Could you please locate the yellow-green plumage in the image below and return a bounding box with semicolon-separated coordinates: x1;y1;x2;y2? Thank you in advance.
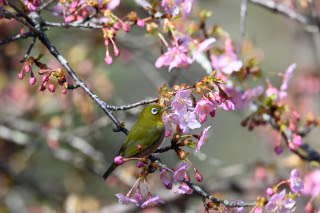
103;105;165;180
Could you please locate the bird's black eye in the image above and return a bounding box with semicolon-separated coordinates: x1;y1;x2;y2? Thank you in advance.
151;108;158;115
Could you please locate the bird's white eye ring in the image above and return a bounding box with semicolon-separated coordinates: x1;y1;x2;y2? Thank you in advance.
151;108;158;115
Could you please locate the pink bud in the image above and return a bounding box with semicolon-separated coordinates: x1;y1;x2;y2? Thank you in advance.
136;161;144;168
48;82;55;93
114;156;124;165
33;0;41;7
18;71;25;80
105;48;113;65
65;15;76;23
25;63;31;73
29;76;36;85
105;56;113;65
137;145;142;150
38;83;46;91
122;23;130;32
104;38;109;47
113;45;120;56
42;73;51;83
274;145;283;154
135;187;143;200
38;69;49;75
113;22;121;31
137;19;145;28
62;87;67;94
266;187;274;196
195;169;203;182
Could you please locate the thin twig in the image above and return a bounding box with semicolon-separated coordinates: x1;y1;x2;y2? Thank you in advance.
43;20;103;29
0;31;35;45
36;0;56;12
106;98;159;111
238;0;248;57
20;36;37;63
249;0;318;31
156;160;256;208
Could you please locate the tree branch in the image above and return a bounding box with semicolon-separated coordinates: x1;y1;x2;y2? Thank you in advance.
249;0;319;32
0;31;35;45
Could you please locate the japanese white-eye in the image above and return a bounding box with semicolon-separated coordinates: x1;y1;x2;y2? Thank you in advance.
103;104;166;180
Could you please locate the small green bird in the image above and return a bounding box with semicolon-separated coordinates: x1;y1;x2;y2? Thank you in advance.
103;104;166;180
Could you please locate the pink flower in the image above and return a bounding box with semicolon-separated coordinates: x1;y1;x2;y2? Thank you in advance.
225;200;245;213
161;0;183;16
290;169;304;193
292;134;303;147
221;99;236;111
160;169;172;189
192;38;216;60
303;170;320;197
195;100;215;123
65;15;76;23
135;187;143;201
173;162;188;184
265;189;295;213
116;194;139;206
211;52;242;74
175;182;193;194
171;90;192;112
169;110;201;133
25;0;41;11
155;46;193;71
280;63;296;91
141;196;165;208
0;0;8;6
182;0;195;18
195;100;215;116
162;113;172;137
136;19;145;28
238;86;264;109
266;86;287;103
254;206;263;213
107;0;120;10
196;126;210;151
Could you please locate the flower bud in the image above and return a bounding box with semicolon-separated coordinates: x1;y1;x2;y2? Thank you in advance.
48;82;55;93
113;22;121;31
137;19;145;28
274;145;283;155
62;87;67;94
38;83;46;91
171;133;181;144
25;63;31;73
114;156;124;165
136;161;143;168
241;117;250;127
194;169;203;182
176;149;189;160
42;73;51;83
122;23;130;32
266;187;274;196
18;71;25;80
29;76;36;85
135;187;143;201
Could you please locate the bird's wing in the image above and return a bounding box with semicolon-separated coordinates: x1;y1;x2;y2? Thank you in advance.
121;122;164;158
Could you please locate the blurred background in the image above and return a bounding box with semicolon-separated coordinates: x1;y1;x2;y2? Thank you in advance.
1;0;320;212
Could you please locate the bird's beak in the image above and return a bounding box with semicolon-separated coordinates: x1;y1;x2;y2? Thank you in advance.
161;106;171;112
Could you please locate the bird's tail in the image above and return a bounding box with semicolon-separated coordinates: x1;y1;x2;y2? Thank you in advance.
103;162;118;180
